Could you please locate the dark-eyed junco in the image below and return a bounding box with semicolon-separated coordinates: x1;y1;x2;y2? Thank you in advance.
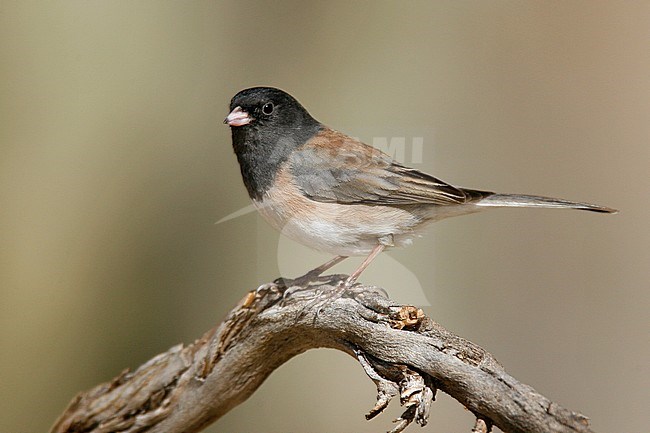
224;87;616;286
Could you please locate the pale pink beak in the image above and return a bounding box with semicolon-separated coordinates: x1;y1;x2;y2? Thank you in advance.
224;106;251;127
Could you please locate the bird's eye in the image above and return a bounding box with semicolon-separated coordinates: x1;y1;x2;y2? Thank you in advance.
261;102;274;115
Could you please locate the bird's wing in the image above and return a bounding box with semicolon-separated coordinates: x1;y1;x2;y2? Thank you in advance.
289;128;486;206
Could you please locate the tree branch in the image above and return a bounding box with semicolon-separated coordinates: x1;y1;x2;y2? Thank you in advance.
51;275;595;433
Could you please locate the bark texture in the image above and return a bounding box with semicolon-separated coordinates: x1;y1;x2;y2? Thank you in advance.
51;276;595;433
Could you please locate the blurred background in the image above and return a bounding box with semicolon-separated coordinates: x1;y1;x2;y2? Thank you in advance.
1;2;648;432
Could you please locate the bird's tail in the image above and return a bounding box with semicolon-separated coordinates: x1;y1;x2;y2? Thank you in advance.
474;192;617;214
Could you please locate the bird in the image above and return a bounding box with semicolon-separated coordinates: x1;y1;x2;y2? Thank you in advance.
224;86;616;288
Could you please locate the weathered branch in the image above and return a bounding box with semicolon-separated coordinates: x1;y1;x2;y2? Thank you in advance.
51;275;595;433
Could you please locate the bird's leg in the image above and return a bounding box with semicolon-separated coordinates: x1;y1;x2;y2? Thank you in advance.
344;243;385;286
293;243;388;318
303;255;349;281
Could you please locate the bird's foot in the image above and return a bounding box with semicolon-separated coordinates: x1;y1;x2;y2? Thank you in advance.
276;273;347;303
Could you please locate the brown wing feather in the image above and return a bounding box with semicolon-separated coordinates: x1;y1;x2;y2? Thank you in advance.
289;127;490;206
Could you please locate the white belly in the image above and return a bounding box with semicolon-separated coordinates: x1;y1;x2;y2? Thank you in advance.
255;196;430;255
255;198;428;256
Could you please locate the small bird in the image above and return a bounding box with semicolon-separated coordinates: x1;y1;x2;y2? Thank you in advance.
224;87;616;287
